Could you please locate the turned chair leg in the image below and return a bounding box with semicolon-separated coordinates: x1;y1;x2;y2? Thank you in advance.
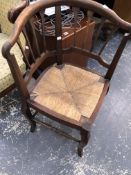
78;129;90;157
22;103;36;132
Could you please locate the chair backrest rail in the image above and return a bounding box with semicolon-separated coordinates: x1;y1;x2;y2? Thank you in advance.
3;0;131;49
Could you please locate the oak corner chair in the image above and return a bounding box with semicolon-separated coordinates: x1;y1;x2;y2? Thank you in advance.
0;0;28;98
2;0;131;156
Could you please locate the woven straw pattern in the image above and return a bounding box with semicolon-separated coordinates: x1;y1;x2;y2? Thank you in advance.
31;64;105;122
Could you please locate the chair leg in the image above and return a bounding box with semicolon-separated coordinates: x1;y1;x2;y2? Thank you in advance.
106;85;110;95
26;108;36;133
77;129;90;157
22;103;36;132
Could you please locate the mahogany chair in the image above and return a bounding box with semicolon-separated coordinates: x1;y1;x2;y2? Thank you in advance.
2;0;131;156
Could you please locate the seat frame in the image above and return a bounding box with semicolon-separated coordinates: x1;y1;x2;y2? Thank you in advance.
2;0;131;156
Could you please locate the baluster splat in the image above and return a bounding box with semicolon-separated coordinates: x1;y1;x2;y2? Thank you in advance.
39;10;47;52
55;6;63;65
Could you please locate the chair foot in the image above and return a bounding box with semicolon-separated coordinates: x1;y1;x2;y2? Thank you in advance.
106;85;110;95
77;129;90;157
78;143;84;157
30;121;36;132
22;103;36;133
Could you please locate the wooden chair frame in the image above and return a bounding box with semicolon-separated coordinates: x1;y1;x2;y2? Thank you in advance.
2;0;131;156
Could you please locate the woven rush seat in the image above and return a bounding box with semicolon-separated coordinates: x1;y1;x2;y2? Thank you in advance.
30;64;105;124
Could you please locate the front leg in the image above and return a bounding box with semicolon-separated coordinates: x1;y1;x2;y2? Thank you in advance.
78;129;90;157
22;103;36;132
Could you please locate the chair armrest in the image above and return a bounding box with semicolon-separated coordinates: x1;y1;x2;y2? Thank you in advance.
8;0;29;24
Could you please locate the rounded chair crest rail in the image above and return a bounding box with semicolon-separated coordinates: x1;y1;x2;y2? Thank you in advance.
2;0;131;58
